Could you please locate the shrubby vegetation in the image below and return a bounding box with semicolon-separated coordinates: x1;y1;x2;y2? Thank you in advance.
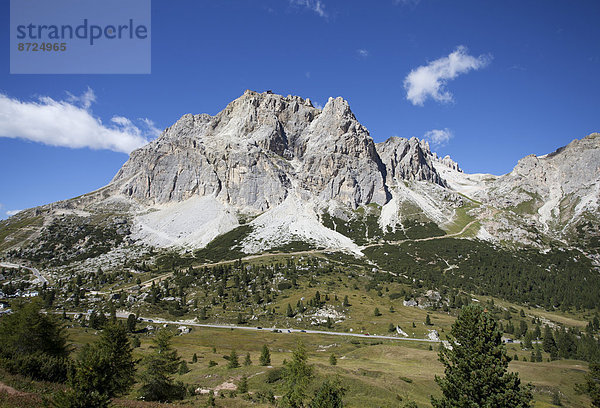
0;300;70;382
53;322;136;408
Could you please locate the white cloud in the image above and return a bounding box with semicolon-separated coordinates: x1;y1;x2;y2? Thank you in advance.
357;49;369;58
0;90;158;154
141;118;162;138
6;209;22;216
404;46;491;106
66;87;96;110
424;128;453;147
290;0;328;19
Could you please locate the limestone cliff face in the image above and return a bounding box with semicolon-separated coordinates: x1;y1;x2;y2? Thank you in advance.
294;97;390;208
110;91;396;212
111;91;317;212
376;137;447;187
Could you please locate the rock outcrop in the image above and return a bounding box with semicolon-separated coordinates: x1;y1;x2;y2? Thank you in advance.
376;137;447;187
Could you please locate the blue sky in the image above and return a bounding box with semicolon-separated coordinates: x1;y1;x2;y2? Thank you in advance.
1;0;599;217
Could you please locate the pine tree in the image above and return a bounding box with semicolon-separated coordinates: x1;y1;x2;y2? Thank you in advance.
576;361;600;407
535;347;543;363
426;314;432;326
95;322;136;396
281;342;313;408
238;376;248;394
54;322;136;407
228;350;239;368
96;311;107;329
138;329;186;401
342;295;350;307
542;325;558;359
329;353;337;366
126;314;137;333
0;299;70;382
260;344;271;366
244;352;252;366
178;360;188;375
199;307;207;321
287;303;295;317
523;332;533;349
192;353;198;363
374;307;381;316
431;305;532;408
533;325;542;340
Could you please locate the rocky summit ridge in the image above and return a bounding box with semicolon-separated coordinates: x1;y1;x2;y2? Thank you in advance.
1;91;599;263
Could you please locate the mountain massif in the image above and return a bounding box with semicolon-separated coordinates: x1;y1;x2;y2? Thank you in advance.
1;90;599;267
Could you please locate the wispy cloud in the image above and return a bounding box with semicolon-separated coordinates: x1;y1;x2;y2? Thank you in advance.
0;89;159;154
6;209;22;217
508;64;526;71
290;0;328;19
357;49;369;58
404;46;491;106
424;128;453;147
66;87;96;109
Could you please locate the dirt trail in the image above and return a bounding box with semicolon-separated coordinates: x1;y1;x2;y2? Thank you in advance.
362;219;479;249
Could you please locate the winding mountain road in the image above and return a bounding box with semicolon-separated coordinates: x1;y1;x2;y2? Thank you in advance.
0;262;49;285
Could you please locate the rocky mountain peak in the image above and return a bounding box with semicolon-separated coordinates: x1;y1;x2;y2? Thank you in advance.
108;90;473;212
431;152;462;172
376;136;447;187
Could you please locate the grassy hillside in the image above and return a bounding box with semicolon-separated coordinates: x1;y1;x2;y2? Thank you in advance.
0;323;592;407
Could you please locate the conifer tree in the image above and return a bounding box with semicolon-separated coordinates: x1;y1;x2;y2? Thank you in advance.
576;361;600;407
281;342;313;408
138;329;185;401
431;305;532;408
228;350;240;368
260;344;271;366
238;376;248;394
